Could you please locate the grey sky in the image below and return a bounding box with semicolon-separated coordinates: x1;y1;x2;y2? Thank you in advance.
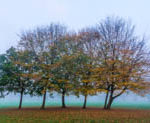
1;0;150;53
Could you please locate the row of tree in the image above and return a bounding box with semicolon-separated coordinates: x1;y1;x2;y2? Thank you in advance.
0;17;150;110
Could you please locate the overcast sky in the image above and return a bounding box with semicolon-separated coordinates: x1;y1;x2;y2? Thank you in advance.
1;0;150;53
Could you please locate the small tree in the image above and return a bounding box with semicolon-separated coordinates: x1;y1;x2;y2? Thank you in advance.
0;54;12;98
52;55;76;108
72;53;97;109
29;51;57;109
1;47;33;109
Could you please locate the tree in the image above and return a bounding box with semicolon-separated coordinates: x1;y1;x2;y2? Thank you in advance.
0;47;33;109
18;23;67;109
51;34;78;108
75;28;102;109
92;17;150;109
0;54;11;98
52;55;76;108
28;50;58;109
73;53;97;109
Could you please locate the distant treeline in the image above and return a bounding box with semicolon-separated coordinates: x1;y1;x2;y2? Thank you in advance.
0;16;150;110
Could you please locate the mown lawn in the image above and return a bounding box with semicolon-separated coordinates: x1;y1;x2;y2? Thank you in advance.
0;107;150;123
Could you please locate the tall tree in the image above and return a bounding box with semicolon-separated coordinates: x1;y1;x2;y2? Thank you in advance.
75;28;102;109
93;17;150;109
18;23;67;109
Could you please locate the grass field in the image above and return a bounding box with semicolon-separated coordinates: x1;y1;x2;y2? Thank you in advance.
0;107;150;123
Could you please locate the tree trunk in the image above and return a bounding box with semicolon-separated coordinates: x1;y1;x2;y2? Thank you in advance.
106;97;113;110
62;91;66;108
83;95;87;109
104;89;109;109
19;89;24;109
41;91;47;109
106;87;114;110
